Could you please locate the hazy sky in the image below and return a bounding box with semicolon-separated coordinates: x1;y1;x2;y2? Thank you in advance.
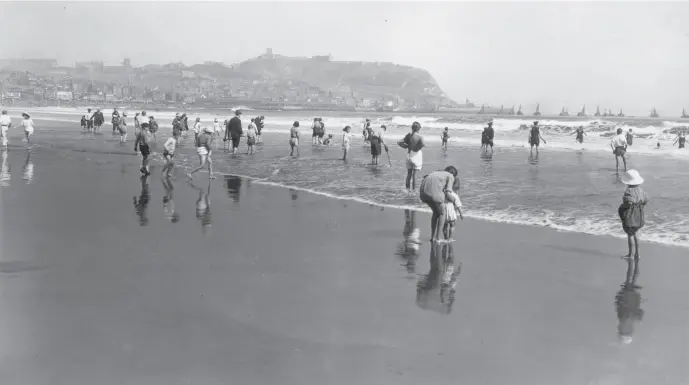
2;1;688;115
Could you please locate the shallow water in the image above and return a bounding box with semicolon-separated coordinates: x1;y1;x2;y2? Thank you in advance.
2;108;688;248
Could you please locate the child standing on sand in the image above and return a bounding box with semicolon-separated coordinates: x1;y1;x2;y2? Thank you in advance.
246;119;257;155
442;177;464;242
618;170;649;260
342;126;352;162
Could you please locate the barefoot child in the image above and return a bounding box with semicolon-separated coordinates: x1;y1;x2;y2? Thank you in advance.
618;170;649;260
187;127;215;180
441;127;450;149
162;135;178;176
246;118;257;154
442;177;464;242
20;113;35;148
342;126;352;162
134;122;152;175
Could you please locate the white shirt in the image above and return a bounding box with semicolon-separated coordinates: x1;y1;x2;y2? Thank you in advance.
164;137;177;153
21;118;34;130
610;134;627;148
212;122;221;133
194;122;202;134
342;132;352;147
0;115;11;126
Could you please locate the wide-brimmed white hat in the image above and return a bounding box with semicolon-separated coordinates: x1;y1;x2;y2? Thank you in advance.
621;169;644;185
203;126;214;134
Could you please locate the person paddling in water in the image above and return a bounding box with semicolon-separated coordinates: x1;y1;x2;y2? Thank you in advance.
610;128;628;172
370;125;387;166
674;131;686;149
134;120;152;175
481;120;495;154
398;121;425;192
289;121;300;157
570;126;587;144
441;127;450;149
529;121;546;155
626;129;634;147
187;126;216;180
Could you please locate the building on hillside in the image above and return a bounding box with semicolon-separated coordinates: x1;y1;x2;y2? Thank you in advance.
181;70;195;78
312;54;332;62
56;91;73;101
76;61;104;72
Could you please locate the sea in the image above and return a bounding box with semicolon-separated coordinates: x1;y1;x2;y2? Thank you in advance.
4;106;689;249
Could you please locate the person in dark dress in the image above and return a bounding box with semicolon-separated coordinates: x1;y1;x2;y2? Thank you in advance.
529;121;546;155
570;126;586;144
481;120;495;154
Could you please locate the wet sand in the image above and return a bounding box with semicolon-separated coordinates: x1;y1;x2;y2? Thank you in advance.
0;146;688;385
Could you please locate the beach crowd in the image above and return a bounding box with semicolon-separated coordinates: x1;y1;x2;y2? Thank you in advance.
0;107;664;259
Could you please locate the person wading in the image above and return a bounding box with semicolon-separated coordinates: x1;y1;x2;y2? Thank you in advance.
370;125;388;165
610;128;628;172
225;110;243;154
529;121;546;155
289;121;300;157
419;166;459;243
398;121;425;192
570;126;587;144
188;126;216;180
481;120;495;154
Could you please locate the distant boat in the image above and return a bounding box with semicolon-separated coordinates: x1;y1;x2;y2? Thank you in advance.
650;108;659;118
603;108;614;117
497;104;504;115
577;105;587;117
478;104;485;114
558;106;569;117
508;105;516;116
533;104;541;117
594;106;601;117
516;104;524;116
682;108;689;119
617;109;625;117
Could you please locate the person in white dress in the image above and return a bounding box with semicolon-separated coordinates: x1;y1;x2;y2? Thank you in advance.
20;113;35;147
0;110;11;147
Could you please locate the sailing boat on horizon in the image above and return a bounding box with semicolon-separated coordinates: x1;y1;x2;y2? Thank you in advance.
558;106;569;117
516;104;524;116
682;108;689;119
594;106;601;117
508;105;516;116
617;109;625;117
650;108;659;118
577;105;587;117
533;104;541;117
478;104;485;114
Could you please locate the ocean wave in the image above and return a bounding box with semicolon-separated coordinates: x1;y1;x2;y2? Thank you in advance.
234;175;689;249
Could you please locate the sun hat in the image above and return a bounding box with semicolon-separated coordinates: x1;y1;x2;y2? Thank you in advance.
235;110;242;115
214;118;218;122
175;112;181;117
621;169;644;185
533;121;539;125
196;117;201;121
22;112;30;119
203;126;214;134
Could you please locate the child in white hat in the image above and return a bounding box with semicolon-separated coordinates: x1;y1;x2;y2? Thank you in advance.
617;169;649;259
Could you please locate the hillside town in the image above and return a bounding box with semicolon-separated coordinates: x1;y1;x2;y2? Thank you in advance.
0;51;456;112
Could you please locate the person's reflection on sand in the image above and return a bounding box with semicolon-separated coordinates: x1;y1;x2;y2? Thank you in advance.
224;175;241;203
396;210;421;276
615;257;644;345
162;176;180;223
528;152;539;165
192;179;213;235
0;150;10;187
22;151;34;184
480;153;493;177
133;175;150;226
416;243;461;315
290;188;298;206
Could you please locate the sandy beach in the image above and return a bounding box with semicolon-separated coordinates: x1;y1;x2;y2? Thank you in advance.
1;145;688;385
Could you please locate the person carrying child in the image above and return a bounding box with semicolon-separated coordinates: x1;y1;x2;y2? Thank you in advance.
617;169;649;260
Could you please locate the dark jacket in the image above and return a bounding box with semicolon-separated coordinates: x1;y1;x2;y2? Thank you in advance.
227;116;243;138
